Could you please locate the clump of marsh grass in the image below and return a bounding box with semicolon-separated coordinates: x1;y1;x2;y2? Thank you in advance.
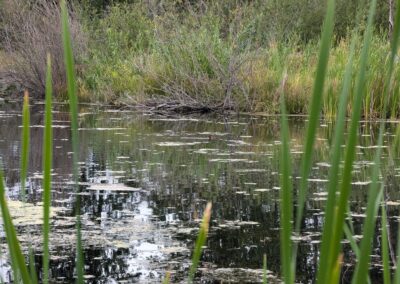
278;0;400;284
0;0;86;97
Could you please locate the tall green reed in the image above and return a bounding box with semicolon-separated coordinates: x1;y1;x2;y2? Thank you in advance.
42;54;53;284
20;91;29;202
279;92;294;283
294;0;335;248
381;202;391;284
61;1;84;282
279;0;400;283
278;0;335;281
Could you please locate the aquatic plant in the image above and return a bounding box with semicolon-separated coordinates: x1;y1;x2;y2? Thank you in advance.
278;0;400;283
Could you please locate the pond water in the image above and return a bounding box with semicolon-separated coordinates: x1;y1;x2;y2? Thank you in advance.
0;102;399;283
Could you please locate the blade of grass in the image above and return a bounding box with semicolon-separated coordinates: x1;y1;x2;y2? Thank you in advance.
293;0;336;278
279;93;294;284
163;271;171;284
331;254;343;284
353;0;400;281
351;182;383;284
0;169;31;283
263;253;268;284
381;202;391;284
394;223;400;283
61;1;83;282
317;29;359;284
20;91;30;202
319;0;378;281
188;202;212;283
28;245;38;284
294;0;335;235
343;223;372;284
42;54;53;284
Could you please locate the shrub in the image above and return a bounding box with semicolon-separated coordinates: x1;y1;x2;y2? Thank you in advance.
1;0;86;97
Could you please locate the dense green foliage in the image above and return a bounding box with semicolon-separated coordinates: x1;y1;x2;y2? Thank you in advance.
1;0;399;117
77;0;399;116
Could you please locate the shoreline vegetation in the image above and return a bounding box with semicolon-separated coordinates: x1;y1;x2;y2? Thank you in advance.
0;0;398;118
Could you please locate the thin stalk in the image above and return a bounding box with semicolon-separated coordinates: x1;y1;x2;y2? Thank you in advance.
61;1;83;282
394;221;400;283
20;91;30;201
163;272;171;284
279;93;294;284
42;54;53;284
381;202;391;284
351;181;383;284
263;254;268;284
28;246;38;284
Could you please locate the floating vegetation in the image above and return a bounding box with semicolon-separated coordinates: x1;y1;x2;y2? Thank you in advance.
87;183;142;192
155;142;204;147
0;200;63;227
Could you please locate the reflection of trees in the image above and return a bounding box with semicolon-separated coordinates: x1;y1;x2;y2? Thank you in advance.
0;105;74;196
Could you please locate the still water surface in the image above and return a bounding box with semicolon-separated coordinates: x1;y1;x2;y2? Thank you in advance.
0;102;399;283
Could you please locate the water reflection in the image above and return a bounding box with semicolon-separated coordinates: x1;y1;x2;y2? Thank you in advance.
0;102;399;283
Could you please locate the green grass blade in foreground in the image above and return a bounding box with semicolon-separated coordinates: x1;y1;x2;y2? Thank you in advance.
20;91;30;202
321;0;378;281
61;1;83;282
381;203;391;284
0;169;31;283
43;54;53;284
188;202;212;283
343;219;372;284
394;223;400;283
279;95;294;284
294;0;335;236
380;0;400;116
351;180;383;283
29;245;38;284
353;0;400;281
317;31;358;284
331;254;343;284
162;272;171;284
263;254;268;284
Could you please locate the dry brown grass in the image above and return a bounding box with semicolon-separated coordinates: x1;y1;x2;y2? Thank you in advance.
1;0;86;97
